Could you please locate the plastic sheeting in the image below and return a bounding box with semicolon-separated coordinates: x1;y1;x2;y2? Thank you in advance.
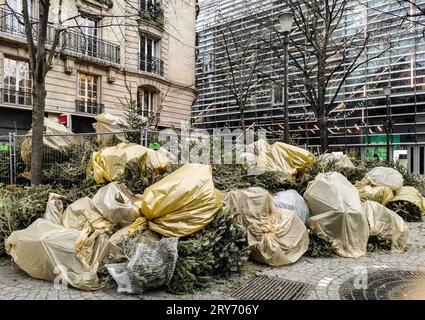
223;187;309;266
360;167;404;191
363;201;409;251
87;143;170;184
273;190;310;224
92;183;141;227
93;113;128;147
390;186;425;215
61;197;114;270
304;172;369;258
106;237;178;294
318;153;355;169
356;184;394;206
5;219;108;291
129;164;223;237
253;139;315;176
21;117;77;164
43;193;66;225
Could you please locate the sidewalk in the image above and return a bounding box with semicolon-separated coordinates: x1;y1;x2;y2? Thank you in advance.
0;222;424;300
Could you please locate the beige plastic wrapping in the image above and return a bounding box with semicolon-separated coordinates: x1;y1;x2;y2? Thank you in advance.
129;164;223;237
304;172;369;258
390;186;425;215
43;193;66;225
223;187;309;266
87;143;170;184
93;113;128;147
356;183;394;206
5;219;108;291
360;167;404;191
363;201;409;251
21;117;77;164
61;197;114;270
253;139;315;176
318;153;355;168
92;182;141;227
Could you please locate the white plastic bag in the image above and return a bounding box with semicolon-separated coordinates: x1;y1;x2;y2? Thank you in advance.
273;190;310;224
360;167;403;191
107;237;178;294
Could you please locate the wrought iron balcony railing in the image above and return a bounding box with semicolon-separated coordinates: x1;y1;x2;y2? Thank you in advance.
0;8;55;43
75;100;104;114
0;88;32;106
139;54;164;76
63;30;121;64
0;8;120;65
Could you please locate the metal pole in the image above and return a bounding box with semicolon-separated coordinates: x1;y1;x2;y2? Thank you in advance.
283;31;289;144
12;132;16;184
386;94;390;162
8;132;13;185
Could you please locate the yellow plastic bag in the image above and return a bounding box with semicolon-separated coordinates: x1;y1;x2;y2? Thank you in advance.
363;201;409;251
87;143;170;184
253;140;315;176
129;164;223;237
223;187;309;266
356;183;394;206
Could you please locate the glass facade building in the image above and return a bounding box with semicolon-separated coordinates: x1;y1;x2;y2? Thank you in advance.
193;0;425;173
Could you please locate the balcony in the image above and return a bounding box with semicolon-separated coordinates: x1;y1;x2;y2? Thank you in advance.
62;30;121;65
139;54;164;76
0;8;55;43
75;100;104;114
1;88;32;107
139;1;164;29
0;8;120;65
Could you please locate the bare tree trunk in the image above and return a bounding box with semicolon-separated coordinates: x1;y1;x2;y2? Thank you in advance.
240;108;246;142
319;118;328;154
30;80;46;185
317;54;327;154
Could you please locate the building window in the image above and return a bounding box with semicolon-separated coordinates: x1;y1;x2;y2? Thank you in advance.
77;72;102;113
3;0;34;36
2;57;32;105
140;0;157;11
138;87;156;118
7;0;33;15
139;35;163;75
272;84;283;105
78;16;99;57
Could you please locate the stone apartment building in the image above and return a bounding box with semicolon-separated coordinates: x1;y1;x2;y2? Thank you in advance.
0;0;197;134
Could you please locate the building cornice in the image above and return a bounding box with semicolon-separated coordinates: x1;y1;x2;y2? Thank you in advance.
122;67;198;95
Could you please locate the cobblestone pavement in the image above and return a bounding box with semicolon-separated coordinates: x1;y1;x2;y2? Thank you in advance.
0;222;424;300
